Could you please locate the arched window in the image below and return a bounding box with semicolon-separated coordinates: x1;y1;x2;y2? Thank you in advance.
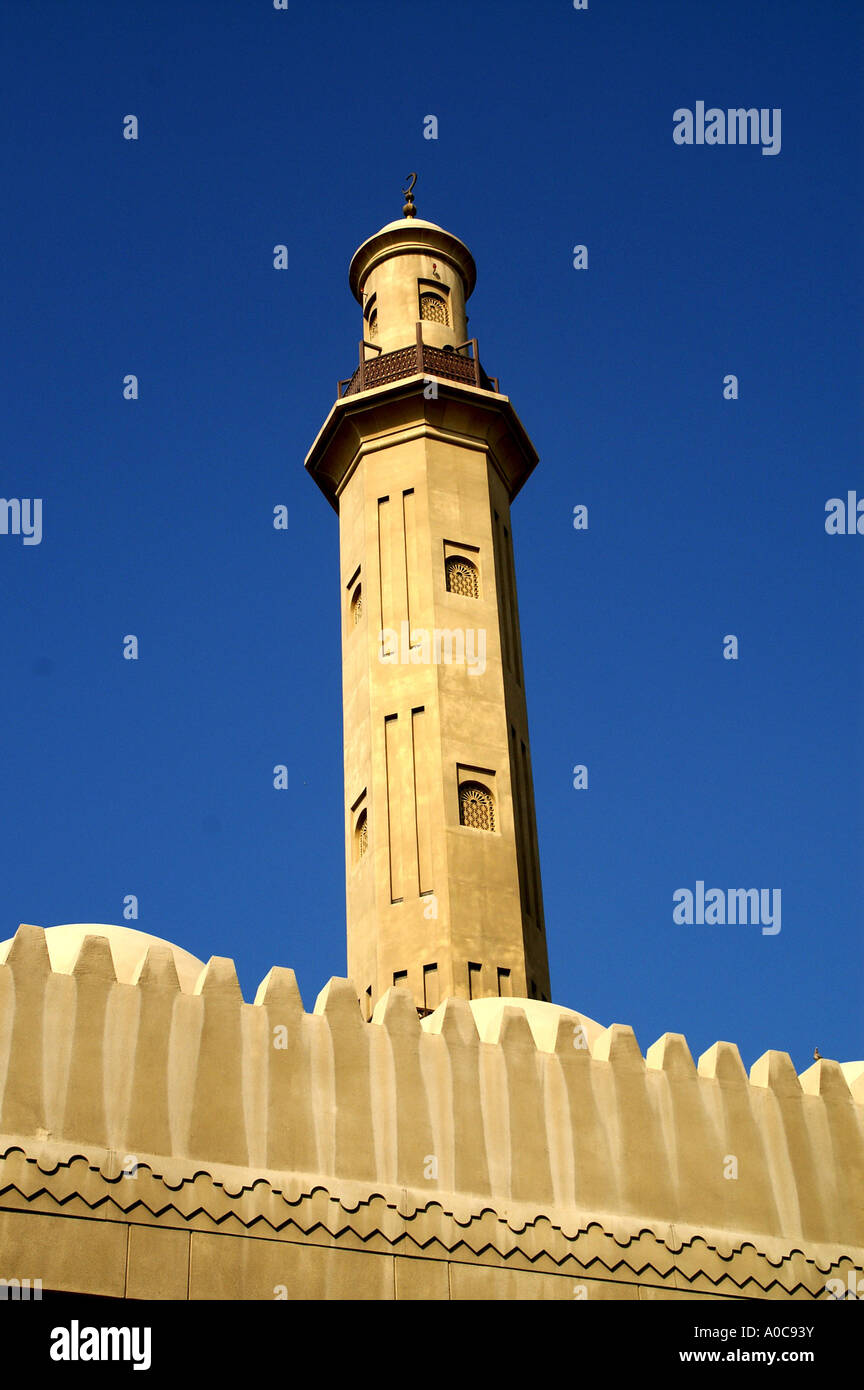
355;808;368;859
419;291;449;326
368;309;378;339
459;781;495;832
350;584;363;625
445;555;478;599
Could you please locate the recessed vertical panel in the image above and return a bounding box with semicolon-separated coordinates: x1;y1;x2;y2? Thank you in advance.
412;706;433;897
510;725;532;921
503;525;522;686
492;512;513;677
391;488;408;637
384;714;403;903
396;710;419;902
385;711;420;905
403;489;419;643
521;739;542;928
377;496;392;654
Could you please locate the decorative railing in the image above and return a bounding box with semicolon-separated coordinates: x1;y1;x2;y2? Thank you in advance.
337;325;499;398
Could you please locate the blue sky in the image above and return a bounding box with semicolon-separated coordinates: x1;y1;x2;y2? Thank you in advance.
0;0;860;1074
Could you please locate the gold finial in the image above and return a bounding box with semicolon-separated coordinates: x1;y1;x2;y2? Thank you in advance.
402;172;417;219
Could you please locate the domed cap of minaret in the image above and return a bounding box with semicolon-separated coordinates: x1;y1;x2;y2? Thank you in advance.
348;177;477;355
349;174;476;302
349;215;477;303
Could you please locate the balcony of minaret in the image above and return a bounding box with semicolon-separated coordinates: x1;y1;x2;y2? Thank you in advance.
337;325;500;398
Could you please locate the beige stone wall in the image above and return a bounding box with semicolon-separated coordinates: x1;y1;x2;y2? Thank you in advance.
0;924;860;1300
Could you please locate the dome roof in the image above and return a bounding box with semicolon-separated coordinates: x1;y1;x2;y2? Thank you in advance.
466;997;604;1052
0;923;206;992
349;214;476;303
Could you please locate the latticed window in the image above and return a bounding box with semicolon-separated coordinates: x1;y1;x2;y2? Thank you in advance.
355;809;368;858
445;555;478;598
459;781;495;832
368;310;378;339
350;584;362;625
420;292;449;326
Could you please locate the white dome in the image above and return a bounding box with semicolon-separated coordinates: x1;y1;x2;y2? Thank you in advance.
466;997;604;1052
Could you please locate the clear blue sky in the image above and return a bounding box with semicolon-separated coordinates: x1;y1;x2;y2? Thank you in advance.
0;0;860;1074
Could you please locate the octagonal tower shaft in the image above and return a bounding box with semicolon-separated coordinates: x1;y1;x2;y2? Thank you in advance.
306;208;551;1015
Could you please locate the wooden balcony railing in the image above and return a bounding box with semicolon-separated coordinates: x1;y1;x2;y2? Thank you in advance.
337;324;499;398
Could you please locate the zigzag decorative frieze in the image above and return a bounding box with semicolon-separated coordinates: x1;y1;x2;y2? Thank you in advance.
0;1145;857;1298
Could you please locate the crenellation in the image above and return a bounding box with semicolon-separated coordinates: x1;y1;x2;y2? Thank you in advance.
2;933;47;1138
427;995;491;1198
253;963;303;1010
484;1001;537;1051
596;1027;678;1221
421;993;477;1046
551;1011;593;1057
0;922;859;1296
313;975;362;1022
259;970;317;1176
749;1049;802;1095
133;942;182;992
697;1039;749;1085
564;1042;621;1216
799;1057;853;1098
6;922;50;974
186;958;246;1167
646;1031;697;1076
750;1061;828;1245
370;987;433;1189
124;957;175;1159
71;933;116;981
371;983;420;1034
593;1022;644;1067
63;937;118;1149
313;978;377;1183
195;954;243;1000
495;1008;553;1206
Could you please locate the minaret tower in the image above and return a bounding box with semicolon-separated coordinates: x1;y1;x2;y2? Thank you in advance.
306;179;551;1016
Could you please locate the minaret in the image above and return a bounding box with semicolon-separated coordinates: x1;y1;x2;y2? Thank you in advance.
306;179;551;1016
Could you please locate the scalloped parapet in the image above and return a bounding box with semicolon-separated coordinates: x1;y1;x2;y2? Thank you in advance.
0;923;860;1301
